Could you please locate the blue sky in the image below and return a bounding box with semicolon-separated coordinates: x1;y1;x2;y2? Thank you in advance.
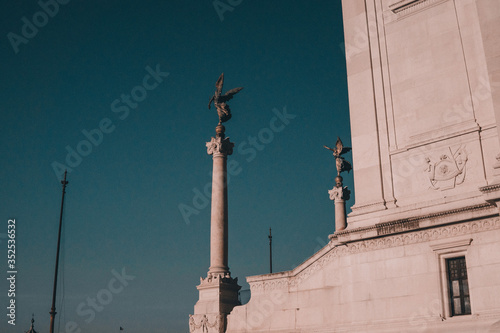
1;1;351;332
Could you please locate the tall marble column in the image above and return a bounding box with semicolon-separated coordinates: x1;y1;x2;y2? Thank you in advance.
207;125;232;276
191;124;240;333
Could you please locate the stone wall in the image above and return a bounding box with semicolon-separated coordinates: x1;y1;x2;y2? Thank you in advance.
343;0;500;226
226;213;500;332
222;1;500;331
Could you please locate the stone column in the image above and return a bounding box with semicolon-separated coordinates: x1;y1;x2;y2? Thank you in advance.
191;124;240;333
328;176;350;232
206;125;232;276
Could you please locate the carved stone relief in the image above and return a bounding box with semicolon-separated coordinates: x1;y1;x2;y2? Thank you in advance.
189;314;225;333
424;145;468;190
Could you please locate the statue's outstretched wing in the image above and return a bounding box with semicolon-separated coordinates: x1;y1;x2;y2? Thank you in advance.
209;73;225;109
208;95;214;109
220;87;243;102
215;73;224;94
335;137;344;153
336;137;351;155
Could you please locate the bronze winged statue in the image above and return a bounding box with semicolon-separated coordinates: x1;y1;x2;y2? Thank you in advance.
324;137;352;177
208;73;243;125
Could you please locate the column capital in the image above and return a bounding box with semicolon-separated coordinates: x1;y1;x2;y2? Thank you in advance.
329;185;351;201
206;136;234;157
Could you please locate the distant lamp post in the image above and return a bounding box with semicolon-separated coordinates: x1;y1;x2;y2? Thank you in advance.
268;227;273;274
49;170;68;333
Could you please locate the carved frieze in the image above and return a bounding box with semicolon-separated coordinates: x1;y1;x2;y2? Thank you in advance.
376;219;419;236
189;314;225;333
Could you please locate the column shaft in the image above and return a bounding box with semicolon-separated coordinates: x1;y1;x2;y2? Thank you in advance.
209;154;229;274
335;199;347;232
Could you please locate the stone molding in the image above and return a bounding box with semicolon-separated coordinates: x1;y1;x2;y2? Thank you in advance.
388;0;448;15
406;121;479;151
247;277;289;293
385;0;449;23
198;274;239;288
340;203;492;238
479;183;500;194
206;136;234;157
349;200;387;215
479;183;500;208
249;216;500;292
429;238;473;252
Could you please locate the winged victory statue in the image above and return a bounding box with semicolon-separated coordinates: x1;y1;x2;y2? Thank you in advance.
208;73;243;125
324;137;352;177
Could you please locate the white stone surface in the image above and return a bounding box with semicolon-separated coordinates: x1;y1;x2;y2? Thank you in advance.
343;0;500;227
219;1;500;332
227;219;500;332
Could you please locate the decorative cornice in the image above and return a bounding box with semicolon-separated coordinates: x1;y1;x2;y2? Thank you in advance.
350;200;387;215
385;0;449;23
249;217;500;292
430;238;472;252
198;274;239;289
389;0;447;14
389;0;425;13
479;183;500;194
339;203;493;238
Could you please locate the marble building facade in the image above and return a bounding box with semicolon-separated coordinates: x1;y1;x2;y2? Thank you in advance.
192;0;500;332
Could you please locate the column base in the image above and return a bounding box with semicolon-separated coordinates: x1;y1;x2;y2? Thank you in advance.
190;274;241;333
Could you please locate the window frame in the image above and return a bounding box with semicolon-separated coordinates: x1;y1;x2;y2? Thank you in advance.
430;238;473;319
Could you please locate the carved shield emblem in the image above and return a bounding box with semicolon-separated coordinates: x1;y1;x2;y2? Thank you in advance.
425;146;468;190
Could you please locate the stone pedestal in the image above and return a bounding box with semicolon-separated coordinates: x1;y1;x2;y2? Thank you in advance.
191;275;240;333
190;125;240;333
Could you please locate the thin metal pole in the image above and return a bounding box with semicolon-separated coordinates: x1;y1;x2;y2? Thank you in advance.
268;227;272;274
50;170;68;333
